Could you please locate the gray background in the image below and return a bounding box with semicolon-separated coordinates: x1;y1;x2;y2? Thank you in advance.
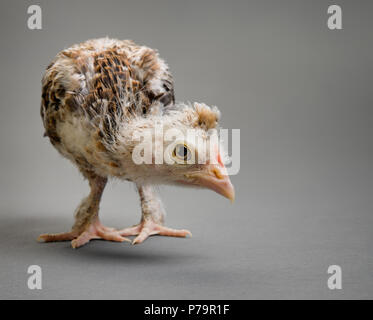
0;0;372;299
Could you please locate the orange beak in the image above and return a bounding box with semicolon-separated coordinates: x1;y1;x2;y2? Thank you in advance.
186;164;235;203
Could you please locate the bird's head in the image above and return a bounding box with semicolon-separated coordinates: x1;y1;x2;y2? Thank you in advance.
124;102;235;202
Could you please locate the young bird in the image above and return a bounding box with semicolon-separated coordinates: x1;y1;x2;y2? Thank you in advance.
38;38;234;248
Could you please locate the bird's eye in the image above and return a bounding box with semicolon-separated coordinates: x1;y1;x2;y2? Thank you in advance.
173;144;191;162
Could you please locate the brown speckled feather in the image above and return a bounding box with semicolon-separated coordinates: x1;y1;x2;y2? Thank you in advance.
41;38;174;146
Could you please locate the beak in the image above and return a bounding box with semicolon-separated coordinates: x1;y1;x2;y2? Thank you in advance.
187;164;235;203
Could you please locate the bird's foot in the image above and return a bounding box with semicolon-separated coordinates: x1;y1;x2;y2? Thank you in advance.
37;219;131;249
119;219;192;245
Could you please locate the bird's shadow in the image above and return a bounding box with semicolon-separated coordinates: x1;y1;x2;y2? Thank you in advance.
67;240;194;265
0;212;201;266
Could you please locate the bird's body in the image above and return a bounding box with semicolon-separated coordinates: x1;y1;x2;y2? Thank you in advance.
39;38;234;248
41;38;174;179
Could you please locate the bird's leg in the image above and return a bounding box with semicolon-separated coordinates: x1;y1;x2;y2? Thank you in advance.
119;184;192;244
38;171;130;248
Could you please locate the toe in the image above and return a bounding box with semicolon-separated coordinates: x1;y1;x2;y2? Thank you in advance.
71;231;96;249
98;230;131;243
132;226;156;245
119;225;142;237
157;226;192;238
37;232;76;243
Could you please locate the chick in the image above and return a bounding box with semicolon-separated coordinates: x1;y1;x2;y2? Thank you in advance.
38;38;234;248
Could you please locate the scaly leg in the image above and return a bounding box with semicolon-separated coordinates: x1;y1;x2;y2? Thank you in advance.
38;171;130;248
119;184;192;244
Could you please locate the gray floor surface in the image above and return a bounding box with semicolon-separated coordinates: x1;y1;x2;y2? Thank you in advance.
0;0;372;299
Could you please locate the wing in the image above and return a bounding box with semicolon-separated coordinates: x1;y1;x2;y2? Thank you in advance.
41;38;175;145
129;45;175;112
